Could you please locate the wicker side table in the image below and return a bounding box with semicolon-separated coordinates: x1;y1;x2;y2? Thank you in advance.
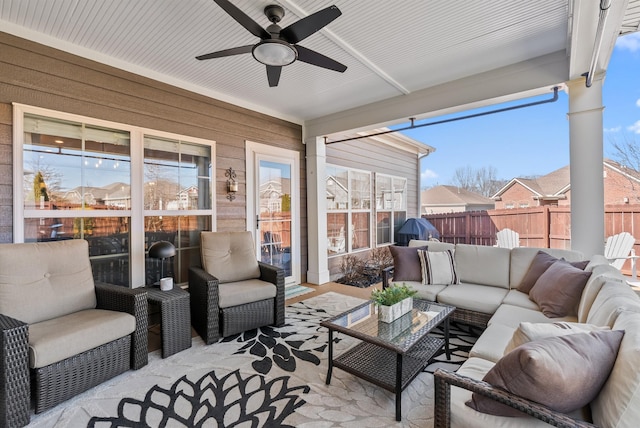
145;287;192;358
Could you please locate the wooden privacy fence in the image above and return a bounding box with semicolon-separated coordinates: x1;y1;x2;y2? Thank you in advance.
424;205;640;275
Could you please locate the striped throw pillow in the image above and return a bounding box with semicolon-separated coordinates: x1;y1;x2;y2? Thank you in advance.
418;249;459;285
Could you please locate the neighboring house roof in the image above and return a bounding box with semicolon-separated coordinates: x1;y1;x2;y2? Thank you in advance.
493;159;640;200
422;185;494;207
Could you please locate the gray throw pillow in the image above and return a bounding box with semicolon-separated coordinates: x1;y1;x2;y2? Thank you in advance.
418;249;459;285
466;329;624;417
529;261;592;317
518;251;589;294
389;245;427;282
518;251;558;293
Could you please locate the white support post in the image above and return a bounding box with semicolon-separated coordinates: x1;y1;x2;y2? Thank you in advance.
306;136;330;284
567;76;605;258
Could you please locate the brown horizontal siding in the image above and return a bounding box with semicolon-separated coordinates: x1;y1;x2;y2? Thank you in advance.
0;31;307;278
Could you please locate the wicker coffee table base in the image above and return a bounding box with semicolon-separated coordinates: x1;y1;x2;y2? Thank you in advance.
326;326;449;421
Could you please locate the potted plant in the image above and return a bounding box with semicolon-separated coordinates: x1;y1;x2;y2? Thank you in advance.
371;284;417;323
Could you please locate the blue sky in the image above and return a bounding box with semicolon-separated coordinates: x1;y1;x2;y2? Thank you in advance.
399;33;640;189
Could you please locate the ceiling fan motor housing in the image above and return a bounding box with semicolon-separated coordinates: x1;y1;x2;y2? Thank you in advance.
264;5;285;24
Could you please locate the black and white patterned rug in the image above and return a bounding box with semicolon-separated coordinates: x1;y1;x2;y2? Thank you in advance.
28;292;481;427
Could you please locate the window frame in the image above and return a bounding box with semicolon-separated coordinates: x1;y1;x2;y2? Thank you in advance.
12;103;216;287
375;173;407;247
326;164;372;256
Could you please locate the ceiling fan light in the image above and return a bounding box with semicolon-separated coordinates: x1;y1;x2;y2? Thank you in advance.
252;40;297;66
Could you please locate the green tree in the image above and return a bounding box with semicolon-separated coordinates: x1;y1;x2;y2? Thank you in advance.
33;171;49;202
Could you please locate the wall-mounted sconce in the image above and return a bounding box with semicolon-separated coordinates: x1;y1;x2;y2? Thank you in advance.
226;167;238;201
624;197;630;204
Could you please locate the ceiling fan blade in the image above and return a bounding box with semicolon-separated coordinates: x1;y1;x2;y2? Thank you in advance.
296;45;347;73
213;0;270;39
280;5;341;44
266;65;282;87
196;45;253;60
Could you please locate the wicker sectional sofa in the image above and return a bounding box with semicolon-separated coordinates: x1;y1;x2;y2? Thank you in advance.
385;240;640;427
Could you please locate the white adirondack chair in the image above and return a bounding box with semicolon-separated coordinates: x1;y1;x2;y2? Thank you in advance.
496;228;520;249
604;232;638;278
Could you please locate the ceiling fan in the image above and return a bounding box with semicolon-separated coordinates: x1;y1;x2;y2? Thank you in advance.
196;0;347;87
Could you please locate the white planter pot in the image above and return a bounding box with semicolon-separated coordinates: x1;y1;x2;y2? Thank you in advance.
378;297;413;323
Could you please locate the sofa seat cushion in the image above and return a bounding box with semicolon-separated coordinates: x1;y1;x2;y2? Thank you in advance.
586;281;640;327
436;283;508;315
390;280;445;302
502;290;539;311
488;304;577;329
591;311;640;427
29;309;135;368
454;245;511;289
469;322;516;363
218;279;277;308
450;358;553;427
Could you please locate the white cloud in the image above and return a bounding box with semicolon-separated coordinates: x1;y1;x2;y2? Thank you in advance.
604;126;622;133
636;98;640;108
421;169;438;180
628;120;640;134
616;33;640;52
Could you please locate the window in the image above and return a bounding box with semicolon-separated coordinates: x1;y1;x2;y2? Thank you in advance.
376;174;407;245
14;105;214;287
326;165;371;255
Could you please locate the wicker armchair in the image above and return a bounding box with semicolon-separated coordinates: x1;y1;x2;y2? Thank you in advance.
0;240;148;428
433;369;597;428
189;231;285;345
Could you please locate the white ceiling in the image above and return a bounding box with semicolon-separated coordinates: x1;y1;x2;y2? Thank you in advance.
1;0;639;134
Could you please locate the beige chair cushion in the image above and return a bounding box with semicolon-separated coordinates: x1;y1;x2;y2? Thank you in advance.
218;279;277;308
29;309;135;368
591;311;640;427
0;240;97;324
200;231;261;284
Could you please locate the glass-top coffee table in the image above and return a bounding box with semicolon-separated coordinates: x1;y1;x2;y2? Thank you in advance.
320;299;455;421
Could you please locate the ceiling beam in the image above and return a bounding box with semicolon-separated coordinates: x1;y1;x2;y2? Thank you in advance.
304;50;569;139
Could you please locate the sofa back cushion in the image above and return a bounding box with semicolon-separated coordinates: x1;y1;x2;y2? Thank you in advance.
454;244;511;288
201;231;261;284
586;280;640;327
509;247;584;289
577;263;626;323
591;311;640;427
0;240;97;324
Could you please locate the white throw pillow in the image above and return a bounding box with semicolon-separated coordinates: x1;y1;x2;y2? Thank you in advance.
418;249;459;285
505;321;610;354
